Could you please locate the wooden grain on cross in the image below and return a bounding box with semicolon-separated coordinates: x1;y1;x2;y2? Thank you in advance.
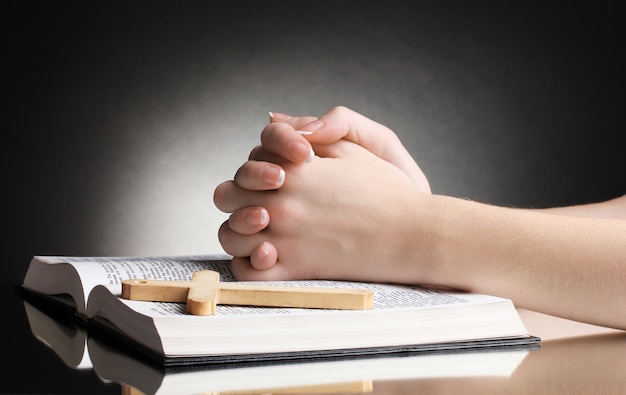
121;270;374;315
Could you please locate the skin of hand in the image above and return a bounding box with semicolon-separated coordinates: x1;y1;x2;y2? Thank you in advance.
216;137;431;283
218;106;433;272
536;198;626;218
264;106;431;192
214;107;626;329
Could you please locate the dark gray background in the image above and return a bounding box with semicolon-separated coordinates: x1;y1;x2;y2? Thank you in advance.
4;1;625;393
9;1;625;285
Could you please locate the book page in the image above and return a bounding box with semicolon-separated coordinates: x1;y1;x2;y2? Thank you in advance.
40;254;508;319
36;254;232;314
83;256;528;357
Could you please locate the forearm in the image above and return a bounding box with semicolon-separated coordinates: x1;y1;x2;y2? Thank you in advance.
536;195;626;218
425;195;626;329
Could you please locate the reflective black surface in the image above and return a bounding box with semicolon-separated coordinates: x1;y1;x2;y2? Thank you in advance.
4;283;119;394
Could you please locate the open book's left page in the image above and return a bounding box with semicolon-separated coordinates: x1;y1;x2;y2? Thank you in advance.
22;254;233;317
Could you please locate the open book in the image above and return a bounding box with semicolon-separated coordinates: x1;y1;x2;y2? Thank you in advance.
22;297;533;395
21;254;539;366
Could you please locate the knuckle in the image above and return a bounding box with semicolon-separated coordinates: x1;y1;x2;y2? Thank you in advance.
213;182;228;210
218;221;242;256
330;105;350;116
213;181;237;212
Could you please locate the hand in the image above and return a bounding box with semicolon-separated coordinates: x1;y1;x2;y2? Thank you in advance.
232;106;430;193
214;138;431;282
214;106;431;278
263;106;430;191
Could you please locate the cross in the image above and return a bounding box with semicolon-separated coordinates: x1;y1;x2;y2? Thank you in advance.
121;270;374;315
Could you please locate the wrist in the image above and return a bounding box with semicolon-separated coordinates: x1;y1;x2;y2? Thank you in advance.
419;195;501;291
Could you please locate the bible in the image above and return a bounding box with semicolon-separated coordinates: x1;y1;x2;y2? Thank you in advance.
20;254;539;366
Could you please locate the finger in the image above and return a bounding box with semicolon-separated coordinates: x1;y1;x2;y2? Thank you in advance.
231;255;292;281
247;145;262;160
260;122;315;164
288;106;431;192
271;107;402;151
218;221;267;257
248;147;304;165
234;160;285;190
249;241;278;271
227;207;269;235
213;181;237;213
269;111;318;127
213;180;269;213
248;144;298;163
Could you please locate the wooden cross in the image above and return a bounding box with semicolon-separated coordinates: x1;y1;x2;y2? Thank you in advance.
121;270;374;315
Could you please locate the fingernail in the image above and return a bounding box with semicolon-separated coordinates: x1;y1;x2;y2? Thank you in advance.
296;119;324;134
289;141;315;164
263;166;285;186
304;147;315;163
276;168;285;185
261;241;269;255
245;208;268;226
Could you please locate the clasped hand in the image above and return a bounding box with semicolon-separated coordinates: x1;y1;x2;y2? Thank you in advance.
214;106;433;283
